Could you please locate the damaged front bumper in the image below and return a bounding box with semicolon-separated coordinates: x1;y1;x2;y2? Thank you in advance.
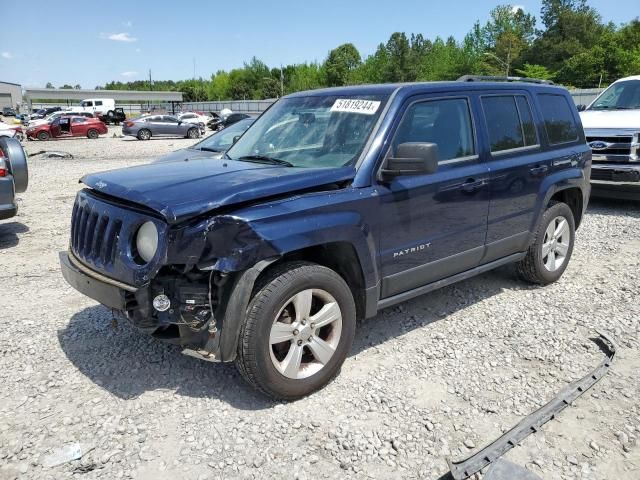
60;250;275;363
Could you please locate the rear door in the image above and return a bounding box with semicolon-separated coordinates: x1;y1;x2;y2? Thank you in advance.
145;115;163;135
71;117;88;136
376;94;491;298
478;90;550;262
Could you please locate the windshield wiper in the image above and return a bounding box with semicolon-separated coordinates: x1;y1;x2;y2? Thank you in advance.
236;155;294;167
199;147;222;152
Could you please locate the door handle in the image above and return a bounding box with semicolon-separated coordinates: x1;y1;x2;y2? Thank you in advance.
529;165;549;177
460;178;486;193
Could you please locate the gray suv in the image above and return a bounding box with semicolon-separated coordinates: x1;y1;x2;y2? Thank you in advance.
122;115;201;141
0;138;28;220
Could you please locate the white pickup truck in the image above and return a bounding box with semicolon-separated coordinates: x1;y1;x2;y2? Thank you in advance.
66;98;116;117
579;75;640;199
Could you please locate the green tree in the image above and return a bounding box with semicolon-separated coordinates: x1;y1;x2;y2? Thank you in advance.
525;0;604;73
208;71;231;100
45;82;54;88
515;63;554;80
352;43;390;84
286;63;325;93
324;43;361;86
481;5;536;75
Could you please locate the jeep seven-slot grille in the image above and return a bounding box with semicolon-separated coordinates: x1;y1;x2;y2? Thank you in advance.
586;135;632;161
70;201;122;267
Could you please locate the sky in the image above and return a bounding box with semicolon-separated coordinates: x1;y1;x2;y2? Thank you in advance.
0;0;637;89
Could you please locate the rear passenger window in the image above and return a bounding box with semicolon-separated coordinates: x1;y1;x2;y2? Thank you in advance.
393;98;475;162
516;96;537;146
482;95;538;153
537;94;579;145
95;101;103;106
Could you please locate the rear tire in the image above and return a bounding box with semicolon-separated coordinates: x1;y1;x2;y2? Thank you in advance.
137;129;151;141
236;262;356;400
87;129;99;139
37;131;49;141
517;201;575;285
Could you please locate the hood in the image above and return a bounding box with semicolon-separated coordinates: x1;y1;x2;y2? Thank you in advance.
152;148;223;164
82;159;355;224
28;119;48;128
580;109;640;130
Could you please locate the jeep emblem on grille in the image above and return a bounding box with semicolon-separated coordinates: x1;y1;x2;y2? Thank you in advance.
588;141;611;151
95;181;107;189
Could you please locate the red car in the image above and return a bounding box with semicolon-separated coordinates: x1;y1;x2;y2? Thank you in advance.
27;116;108;141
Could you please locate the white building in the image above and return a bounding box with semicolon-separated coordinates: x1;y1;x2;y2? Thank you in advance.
0;81;22;110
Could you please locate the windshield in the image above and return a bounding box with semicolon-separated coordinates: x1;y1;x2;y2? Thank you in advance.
226;94;388;168
192;119;254;152
590;80;640;110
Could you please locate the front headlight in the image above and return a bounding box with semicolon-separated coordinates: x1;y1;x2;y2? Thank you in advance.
136;221;158;263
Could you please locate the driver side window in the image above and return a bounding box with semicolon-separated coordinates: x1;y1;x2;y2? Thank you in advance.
393;98;476;165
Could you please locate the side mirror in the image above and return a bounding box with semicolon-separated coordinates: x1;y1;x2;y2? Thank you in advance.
381;142;439;178
577;104;586;112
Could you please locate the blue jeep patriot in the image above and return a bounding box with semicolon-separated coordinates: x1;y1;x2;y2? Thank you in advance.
60;79;591;399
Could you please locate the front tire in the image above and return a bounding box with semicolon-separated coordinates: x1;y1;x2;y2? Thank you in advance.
236;262;356;400
187;127;199;139
517;201;575;285
87;129;99;139
37;131;50;141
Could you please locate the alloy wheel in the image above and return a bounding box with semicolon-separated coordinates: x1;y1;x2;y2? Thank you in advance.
542;215;570;272
269;289;342;380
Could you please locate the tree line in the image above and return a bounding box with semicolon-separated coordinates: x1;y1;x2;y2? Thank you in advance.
53;0;640;101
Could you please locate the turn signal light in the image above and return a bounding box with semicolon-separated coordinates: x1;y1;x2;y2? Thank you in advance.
0;168;7;177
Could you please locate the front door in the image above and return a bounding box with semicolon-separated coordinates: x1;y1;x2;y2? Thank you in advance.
376;95;490;298
49;118;62;137
162;115;181;136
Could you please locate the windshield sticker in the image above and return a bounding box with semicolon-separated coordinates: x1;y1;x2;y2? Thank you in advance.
330;99;381;115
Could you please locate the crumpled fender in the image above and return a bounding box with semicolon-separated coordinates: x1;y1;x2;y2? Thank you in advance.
166;189;380;289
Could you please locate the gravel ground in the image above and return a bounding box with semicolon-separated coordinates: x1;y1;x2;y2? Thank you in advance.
1;130;639;480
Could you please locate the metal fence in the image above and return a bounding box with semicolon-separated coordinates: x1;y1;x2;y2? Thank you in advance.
181;99;276;114
30;103;150;115
29;99;277;115
569;88;603;106
31;89;604;116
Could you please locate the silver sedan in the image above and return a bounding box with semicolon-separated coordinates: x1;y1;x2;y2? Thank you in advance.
122;115;201;141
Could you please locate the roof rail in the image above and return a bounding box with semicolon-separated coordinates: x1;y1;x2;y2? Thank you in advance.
457;75;554;85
